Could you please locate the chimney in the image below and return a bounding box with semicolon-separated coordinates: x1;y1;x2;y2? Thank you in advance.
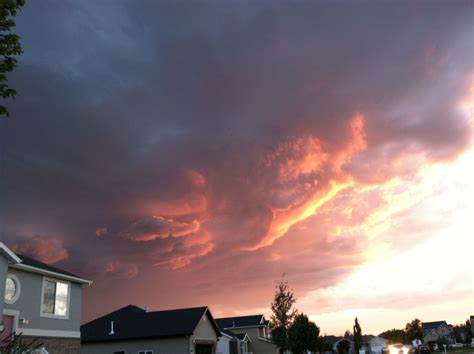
108;321;115;335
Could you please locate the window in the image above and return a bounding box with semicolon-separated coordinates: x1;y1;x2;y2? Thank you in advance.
4;274;21;304
41;278;70;318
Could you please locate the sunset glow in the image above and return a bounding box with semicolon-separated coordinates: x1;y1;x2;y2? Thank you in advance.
1;0;473;336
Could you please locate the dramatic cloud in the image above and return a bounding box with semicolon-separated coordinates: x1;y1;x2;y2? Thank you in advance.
11;236;69;265
1;0;472;333
119;216;200;241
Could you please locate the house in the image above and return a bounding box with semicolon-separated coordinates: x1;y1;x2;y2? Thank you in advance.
327;335;386;354
331;337;354;354
422;321;454;345
368;336;388;354
0;242;91;353
81;304;221;354
321;336;342;353
216;329;251;354
471;316;474;333
216;315;278;354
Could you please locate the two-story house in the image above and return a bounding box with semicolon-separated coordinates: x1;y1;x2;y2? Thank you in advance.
0;242;91;353
216;314;278;354
422;321;454;345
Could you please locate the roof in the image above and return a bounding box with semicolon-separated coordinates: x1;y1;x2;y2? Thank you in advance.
0;242;21;263
235;333;250;341
12;253;91;284
81;305;221;342
322;335;343;345
216;315;265;329
422;321;449;332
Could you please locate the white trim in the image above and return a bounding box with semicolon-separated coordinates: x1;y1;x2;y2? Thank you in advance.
40;277;71;320
3;309;20;334
0;242;21;264
4;273;21;305
17;328;81;338
11;263;92;285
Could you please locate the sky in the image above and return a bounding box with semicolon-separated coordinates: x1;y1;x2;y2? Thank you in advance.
0;0;473;335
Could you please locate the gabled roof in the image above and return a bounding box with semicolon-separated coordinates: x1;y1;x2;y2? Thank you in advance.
422;321;448;332
81;305;221;343
234;333;251;341
12;253;91;284
322;335;343;345
0;242;21;263
216;314;265;329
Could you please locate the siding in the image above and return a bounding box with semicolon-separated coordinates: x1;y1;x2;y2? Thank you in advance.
81;337;190;354
4;268;83;335
226;327;278;354
0;255;8;327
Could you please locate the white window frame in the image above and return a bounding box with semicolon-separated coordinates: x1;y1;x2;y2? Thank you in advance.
4;274;21;305
40;277;71;320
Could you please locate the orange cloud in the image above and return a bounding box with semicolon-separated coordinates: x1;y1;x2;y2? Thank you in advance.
184;169;206;187
120;216;200;241
12;236;69;265
246;115;367;250
264;136;328;183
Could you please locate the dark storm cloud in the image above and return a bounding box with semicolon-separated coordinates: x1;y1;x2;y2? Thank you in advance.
1;0;472;321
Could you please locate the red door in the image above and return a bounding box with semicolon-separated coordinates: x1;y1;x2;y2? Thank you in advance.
0;315;14;347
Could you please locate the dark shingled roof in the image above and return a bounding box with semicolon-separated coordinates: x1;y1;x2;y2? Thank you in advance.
422;321;448;332
216;315;264;329
16;253;89;282
234;333;248;341
81;305;221;342
322;335;343;345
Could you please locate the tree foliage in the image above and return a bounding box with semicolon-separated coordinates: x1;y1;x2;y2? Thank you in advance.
454;319;473;344
0;332;43;353
337;339;351;354
353;317;363;354
270;277;297;351
379;329;409;344
0;0;25;117
287;313;320;354
405;319;423;341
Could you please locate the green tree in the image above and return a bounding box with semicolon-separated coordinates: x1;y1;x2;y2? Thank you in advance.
0;0;25;117
353;317;362;354
379;329;409;344
270;277;297;353
338;339;351;354
405;319;423;341
465;318;473;344
287;313;320;354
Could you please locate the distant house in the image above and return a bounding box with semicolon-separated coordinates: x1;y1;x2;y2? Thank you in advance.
216;329;251;354
216;315;278;354
331;337;354;354
0;242;91;354
324;335;387;354
81;305;221;354
368;336;389;354
422;321;454;345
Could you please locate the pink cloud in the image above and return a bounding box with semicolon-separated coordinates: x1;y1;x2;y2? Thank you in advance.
119;216;200;241
11;236;69;265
